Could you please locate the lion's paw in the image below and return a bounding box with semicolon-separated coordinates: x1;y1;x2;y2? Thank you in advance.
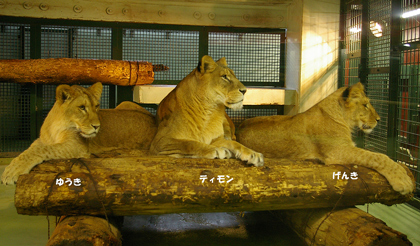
1;159;32;185
203;147;231;160
214;147;232;159
240;151;264;167
386;168;415;195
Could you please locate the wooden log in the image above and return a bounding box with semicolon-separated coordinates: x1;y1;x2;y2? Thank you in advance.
274;207;412;246
46;215;122;246
0;58;154;86
14;154;414;216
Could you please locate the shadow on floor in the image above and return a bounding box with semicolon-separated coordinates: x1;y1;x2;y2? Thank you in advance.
121;211;305;246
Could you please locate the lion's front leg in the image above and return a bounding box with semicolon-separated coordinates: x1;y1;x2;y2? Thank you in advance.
1;139;89;185
152;138;232;160
324;146;414;195
212;138;264;167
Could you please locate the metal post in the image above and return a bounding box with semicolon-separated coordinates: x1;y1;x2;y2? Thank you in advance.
29;24;43;141
387;0;402;160
111;27;131;107
199;27;209;59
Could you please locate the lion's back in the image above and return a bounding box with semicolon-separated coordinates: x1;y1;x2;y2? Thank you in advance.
91;109;157;150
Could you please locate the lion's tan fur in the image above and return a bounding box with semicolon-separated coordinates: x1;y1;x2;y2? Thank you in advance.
237;82;414;194
1;83;157;185
150;55;263;166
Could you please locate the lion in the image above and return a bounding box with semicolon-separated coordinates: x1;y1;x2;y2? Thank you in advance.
149;55;264;166
1;83;157;185
236;82;414;195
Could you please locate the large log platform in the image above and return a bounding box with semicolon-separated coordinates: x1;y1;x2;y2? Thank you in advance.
14;150;413;216
0;58;154;85
274;207;412;246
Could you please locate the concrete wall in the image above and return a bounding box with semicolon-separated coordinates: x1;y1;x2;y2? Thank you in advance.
298;0;341;112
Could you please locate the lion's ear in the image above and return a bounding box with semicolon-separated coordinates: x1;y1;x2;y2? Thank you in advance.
89;82;103;101
56;84;72;104
197;55;217;74
345;82;365;101
216;57;228;67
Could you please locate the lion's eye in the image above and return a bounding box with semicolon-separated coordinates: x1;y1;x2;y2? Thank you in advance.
363;104;368;109
95;104;100;109
79;105;86;110
222;75;229;81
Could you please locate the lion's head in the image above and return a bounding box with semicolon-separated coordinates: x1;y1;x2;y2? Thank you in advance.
53;82;103;138
343;82;380;134
196;55;247;110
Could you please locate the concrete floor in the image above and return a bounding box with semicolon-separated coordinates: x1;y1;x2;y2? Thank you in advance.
1;163;420;246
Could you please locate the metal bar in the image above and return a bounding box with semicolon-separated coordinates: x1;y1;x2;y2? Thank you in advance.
199;27;209;58
0;16;286;35
67;28;73;58
369;67;391;74
387;0;402;160
338;0;347;88
20;26;25;59
352;0;369;148
29;24;42;141
112;27;132;105
279;30;286;87
359;0;369;85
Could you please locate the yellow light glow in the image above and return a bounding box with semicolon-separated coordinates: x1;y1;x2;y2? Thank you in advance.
370;21;383;37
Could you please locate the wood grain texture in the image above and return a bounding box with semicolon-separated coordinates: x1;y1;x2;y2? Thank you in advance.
275;207;412;246
46;215;122;246
0;58;154;86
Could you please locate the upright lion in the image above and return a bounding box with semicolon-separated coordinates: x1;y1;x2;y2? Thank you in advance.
1;83;157;185
150;55;263;166
237;82;414;195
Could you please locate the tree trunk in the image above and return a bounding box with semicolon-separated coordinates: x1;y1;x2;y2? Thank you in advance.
14;154;414;216
46;215;122;246
274;207;412;246
0;58;154;85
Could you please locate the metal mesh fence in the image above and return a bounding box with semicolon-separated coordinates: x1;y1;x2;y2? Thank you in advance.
0;23;32;152
398;0;420;194
122;29;199;81
209;32;283;85
364;0;391;155
341;0;420;195
1;21;285;153
226;107;280;129
40;25;112;117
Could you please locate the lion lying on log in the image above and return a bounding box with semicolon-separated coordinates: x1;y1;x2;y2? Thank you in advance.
150;55;263;166
1;83;157;185
237;82;415;195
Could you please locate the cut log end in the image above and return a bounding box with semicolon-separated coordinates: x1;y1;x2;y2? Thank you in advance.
46;215;122;246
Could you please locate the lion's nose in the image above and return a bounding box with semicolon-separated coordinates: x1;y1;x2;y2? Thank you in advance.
240;88;247;95
376;117;380;122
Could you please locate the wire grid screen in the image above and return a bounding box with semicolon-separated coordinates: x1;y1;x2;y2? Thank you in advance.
209;32;282;84
401;0;420;44
0;23;32;152
344;2;362;86
122;29;199;81
398;0;420;194
226;108;279;129
364;0;391;155
367;0;391;68
41;25;112;112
